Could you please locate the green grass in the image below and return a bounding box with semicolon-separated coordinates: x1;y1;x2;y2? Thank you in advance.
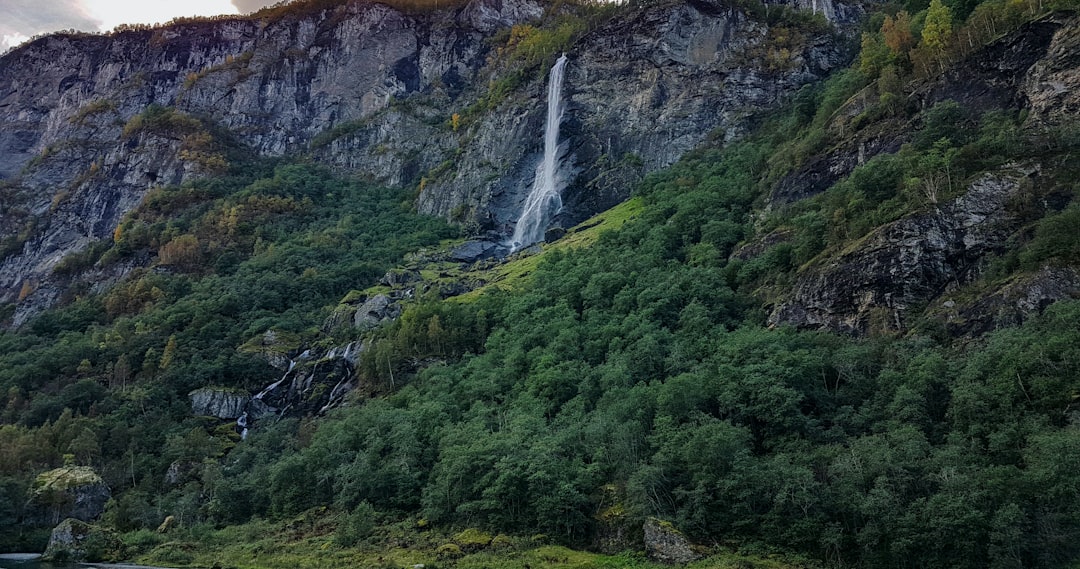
131;517;808;569
451;197;646;302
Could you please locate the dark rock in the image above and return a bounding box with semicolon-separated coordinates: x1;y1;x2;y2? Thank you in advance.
770;170;1035;334
770;130;907;206
381;268;422;286
643;518;700;564
935;266;1080;337
354;294;402;330
449;240;500;262
921;15;1067;112
42;518;122;563
189;387;250;419
544;226;567;243
253;353;356;418
27;466;110;526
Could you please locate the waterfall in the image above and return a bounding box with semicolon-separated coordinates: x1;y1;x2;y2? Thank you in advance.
508;54;569;252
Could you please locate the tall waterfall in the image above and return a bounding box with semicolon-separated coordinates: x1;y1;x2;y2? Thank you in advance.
508;54;569;252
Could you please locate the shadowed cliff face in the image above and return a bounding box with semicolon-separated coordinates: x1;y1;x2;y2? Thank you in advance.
767;14;1080;336
0;0;856;325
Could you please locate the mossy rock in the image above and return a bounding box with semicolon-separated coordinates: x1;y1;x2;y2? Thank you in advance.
33;466;103;492
490;534;515;550
30;466;110;523
436;543;463;559
42;518;123;562
453;528;492;551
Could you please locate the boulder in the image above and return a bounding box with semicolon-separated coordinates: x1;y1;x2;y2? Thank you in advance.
42;518;122;562
189;387;250;419
448;240;500;263
157;515;177;534
354;294;401;330
544;226;567;243
643;518;700;565
28;466;110;525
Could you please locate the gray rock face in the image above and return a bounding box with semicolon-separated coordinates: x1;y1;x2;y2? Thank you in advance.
42;518;122;562
0;0;541;325
0;0;859;325
354;293;401;329
449;240;502;262
418;0;853;233
643;518;700;564
189;387;251;419
253;350;356;417
934;266;1080;337
770;170;1036;334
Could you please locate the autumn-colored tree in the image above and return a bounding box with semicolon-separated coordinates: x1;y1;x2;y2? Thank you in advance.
882;11;915;55
158;234;203;270
160;335;178;370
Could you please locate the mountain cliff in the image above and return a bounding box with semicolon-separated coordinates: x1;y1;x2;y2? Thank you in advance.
0;0;855;326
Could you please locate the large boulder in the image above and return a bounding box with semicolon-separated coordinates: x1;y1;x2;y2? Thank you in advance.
354;294;402;330
27;466;110;525
42;518;122;562
643;518;700;564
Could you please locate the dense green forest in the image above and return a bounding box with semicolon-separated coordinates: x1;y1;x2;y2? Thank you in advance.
1;0;1079;566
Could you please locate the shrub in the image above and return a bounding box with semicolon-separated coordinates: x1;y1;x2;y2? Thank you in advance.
335;501;376;547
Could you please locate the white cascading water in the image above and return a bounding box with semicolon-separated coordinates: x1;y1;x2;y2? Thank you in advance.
508;54;569;252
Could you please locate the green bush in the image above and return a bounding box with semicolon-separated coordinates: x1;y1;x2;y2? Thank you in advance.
336;501;376;547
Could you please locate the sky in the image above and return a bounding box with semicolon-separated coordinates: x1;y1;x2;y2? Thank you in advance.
0;0;280;50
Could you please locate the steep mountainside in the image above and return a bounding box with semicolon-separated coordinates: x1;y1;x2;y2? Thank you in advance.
1;0;1079;567
0;0;855;326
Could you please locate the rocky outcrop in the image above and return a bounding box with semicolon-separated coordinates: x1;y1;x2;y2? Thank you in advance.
189;387;251;419
251;348;358;418
354;294;402;330
770;169;1047;334
771;14;1079;209
931;265;1080;337
643;518;700;564
1023;13;1080;128
42;518;122;563
26;466;110;526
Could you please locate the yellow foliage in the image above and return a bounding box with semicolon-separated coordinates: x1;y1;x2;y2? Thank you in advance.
17;280;33;302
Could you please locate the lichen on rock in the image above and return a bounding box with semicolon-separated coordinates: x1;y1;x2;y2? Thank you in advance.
42;518;123;562
643;518;700;565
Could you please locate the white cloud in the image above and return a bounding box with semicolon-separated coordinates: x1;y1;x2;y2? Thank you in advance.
2;32;30;50
0;0;245;51
231;0;281;14
0;0;102;49
83;0;238;32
